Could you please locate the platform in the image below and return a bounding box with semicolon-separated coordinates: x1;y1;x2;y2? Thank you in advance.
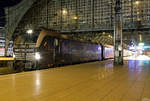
0;60;150;101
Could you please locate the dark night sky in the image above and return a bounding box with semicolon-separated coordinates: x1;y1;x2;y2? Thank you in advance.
0;0;22;26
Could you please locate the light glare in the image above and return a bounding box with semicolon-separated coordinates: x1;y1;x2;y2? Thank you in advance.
125;55;150;60
135;1;140;5
138;43;144;46
35;52;41;60
73;16;78;20
27;29;33;34
62;10;67;15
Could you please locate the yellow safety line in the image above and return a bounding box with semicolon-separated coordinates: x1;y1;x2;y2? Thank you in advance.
0;57;14;61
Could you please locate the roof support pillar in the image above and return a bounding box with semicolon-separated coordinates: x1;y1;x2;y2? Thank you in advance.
114;0;123;65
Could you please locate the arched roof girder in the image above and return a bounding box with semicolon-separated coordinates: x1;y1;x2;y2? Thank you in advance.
5;0;37;40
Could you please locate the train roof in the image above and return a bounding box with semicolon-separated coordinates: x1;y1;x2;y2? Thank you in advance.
36;28;102;47
36;29;68;47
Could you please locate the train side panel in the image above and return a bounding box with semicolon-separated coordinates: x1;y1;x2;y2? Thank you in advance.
38;36;102;69
59;39;102;64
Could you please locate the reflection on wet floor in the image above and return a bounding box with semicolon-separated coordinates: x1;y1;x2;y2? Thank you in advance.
0;59;150;101
127;60;150;71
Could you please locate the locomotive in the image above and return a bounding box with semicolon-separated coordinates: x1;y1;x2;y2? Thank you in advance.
34;29;114;69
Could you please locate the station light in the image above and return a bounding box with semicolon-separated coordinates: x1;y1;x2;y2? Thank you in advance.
138;43;144;46
62;9;67;15
137;18;141;21
26;29;33;34
73;16;78;20
108;35;112;38
35;52;41;60
118;45;122;51
135;1;140;5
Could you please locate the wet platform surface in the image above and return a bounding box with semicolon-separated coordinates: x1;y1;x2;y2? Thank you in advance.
0;60;150;101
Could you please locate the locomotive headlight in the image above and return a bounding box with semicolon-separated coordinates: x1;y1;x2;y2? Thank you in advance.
13;53;16;58
35;52;41;60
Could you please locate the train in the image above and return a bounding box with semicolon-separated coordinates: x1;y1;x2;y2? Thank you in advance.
34;29;113;69
14;29;132;70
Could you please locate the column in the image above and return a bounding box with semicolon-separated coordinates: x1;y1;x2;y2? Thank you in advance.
114;0;123;65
